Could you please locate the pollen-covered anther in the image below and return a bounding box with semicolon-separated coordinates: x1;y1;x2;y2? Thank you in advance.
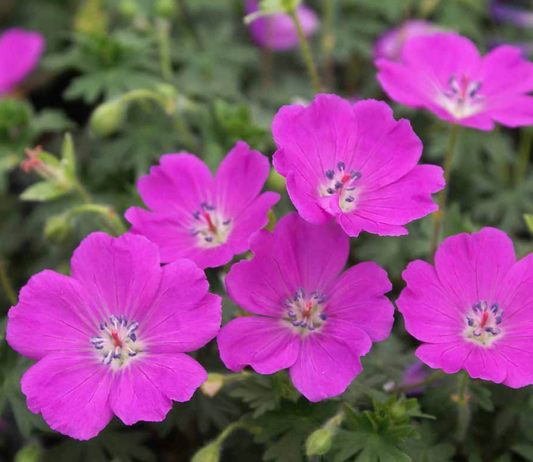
285;288;328;332
91;315;141;366
440;74;485;119
190;202;232;247
321;162;362;211
464;301;503;346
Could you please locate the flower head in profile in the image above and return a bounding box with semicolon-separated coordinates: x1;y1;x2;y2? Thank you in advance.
376;32;533;130
245;0;319;51
272;94;444;237
374;20;440;61
398;227;533;387
125;141;280;269
0;28;45;97
217;213;394;402
7;233;221;440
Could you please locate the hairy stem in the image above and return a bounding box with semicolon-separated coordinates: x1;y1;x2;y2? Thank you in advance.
430;123;461;259
515;126;533;184
0;256;17;307
455;371;471;443
289;8;321;93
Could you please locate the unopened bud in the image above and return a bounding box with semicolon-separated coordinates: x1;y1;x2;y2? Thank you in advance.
201;373;225;397
191;443;220;462
305;428;333;456
90;100;125;137
156;0;177;18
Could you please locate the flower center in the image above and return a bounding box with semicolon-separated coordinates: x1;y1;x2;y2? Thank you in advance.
90;315;142;366
285;288;328;332
464;301;503;347
439;74;485;119
190;202;232;247
320;161;362;212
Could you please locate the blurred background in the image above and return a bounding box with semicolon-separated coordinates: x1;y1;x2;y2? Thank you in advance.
1;0;533;461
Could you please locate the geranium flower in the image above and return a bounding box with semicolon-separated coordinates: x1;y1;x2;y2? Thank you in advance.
374;20;440;61
272;94;444;237
245;0;319;51
376;32;533;130
6;233;221;440
217;213;394;402
398;227;533;387
0;28;44;97
125;142;280;269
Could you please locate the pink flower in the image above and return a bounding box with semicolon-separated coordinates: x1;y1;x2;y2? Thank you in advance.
398;227;533;388
217;213;394;402
125;142;280;269
272;94;444;237
374;20;441;61
6;233;221;440
0;28;45;97
376;32;533;130
245;0;319;51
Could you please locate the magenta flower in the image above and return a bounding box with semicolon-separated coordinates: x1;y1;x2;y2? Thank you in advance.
398;227;533;388
376;32;533;130
374;20;440;61
272;94;444;237
125;142;280;269
6;233;221;440
0;28;44;97
245;0;319;51
217;213;394;402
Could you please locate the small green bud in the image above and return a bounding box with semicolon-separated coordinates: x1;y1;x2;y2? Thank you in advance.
525;214;533;236
191;443;220;462
15;443;41;462
44;214;73;244
306;428;333;456
156;0;177;18
390;402;407;420
90;100;125;137
119;0;139;18
200;373;225;397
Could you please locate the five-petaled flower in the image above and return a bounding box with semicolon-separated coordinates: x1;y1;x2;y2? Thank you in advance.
0;28;45;97
398;227;533;387
6;232;221;440
217;213;395;402
272;94;444;237
125;141;280;269
376;32;533;130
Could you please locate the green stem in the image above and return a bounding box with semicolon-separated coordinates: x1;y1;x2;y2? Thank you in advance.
429;123;461;259
289;8;321;93
73;183;127;237
455;371;471;443
321;0;336;90
0;257;17;306
215;421;246;445
396;369;446;393
157;18;174;81
515;127;533;184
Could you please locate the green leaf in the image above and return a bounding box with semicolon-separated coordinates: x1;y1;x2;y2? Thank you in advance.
514;444;533;461
20;181;71;202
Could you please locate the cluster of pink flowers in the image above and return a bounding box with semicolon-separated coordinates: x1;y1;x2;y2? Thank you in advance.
6;15;533;441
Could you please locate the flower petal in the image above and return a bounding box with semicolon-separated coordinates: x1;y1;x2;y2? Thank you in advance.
141;259;220;353
217;317;300;374
7;270;96;360
21;352;113;440
325;262;394;342
71;232;162;322
398;260;464;344
289;332;362;402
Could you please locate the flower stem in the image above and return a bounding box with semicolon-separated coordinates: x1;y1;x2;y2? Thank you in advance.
321;0;336;90
396;369;445;393
73;182;127;237
455;370;471;443
156;18;174;81
289;8;321;93
514;126;533;184
429;123;461;259
0;256;17;307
